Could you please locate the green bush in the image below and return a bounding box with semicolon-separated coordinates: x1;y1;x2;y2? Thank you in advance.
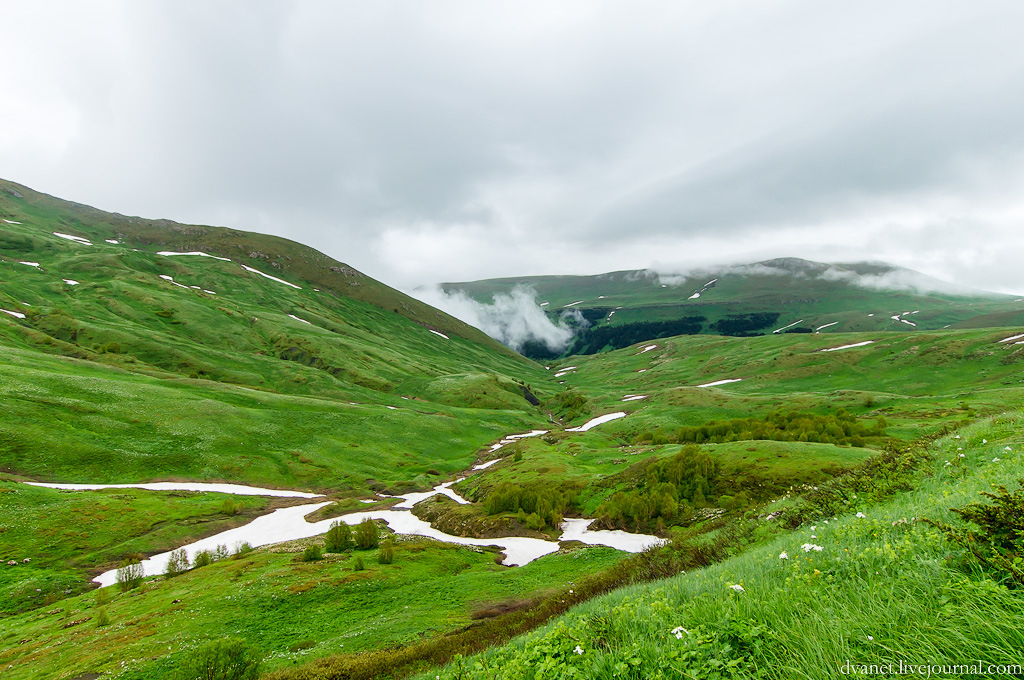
354;519;379;549
352;556;365;571
165;548;190;577
325;521;354;552
946;479;1024;584
193;550;214;568
116;556;144;592
175;637;262;680
301;545;323;562
96;607;110;627
379;537;395;565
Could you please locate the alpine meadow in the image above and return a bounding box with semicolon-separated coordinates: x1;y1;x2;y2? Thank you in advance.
2;175;1024;680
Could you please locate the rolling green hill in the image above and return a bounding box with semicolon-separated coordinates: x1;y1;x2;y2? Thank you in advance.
444;258;1024;356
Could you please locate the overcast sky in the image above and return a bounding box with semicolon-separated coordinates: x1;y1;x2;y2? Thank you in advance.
2;1;1024;293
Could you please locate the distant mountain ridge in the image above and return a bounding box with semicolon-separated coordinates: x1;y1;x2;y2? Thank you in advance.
443;257;1024;357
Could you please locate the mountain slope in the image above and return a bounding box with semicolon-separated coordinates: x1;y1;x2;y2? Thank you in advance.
0;178;554;492
444;258;1024;356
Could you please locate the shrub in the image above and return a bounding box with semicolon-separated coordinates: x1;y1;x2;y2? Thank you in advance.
221;498;238;515
232;542;253;558
379;537;395;565
944;479;1024;585
175;637;262;680
116;557;144;592
354;519;379;549
95;587;111;607
353;556;365;571
213;544;229;561
166;549;190;577
96;607;110;627
193;550;214;568
301;545;323;562
325;521;354;552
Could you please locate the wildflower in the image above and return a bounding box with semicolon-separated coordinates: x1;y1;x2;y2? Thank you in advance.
959;453;965;458
993;457;1000;463
573;645;583;655
811;526;817;531
944;461;952;467
671;626;689;639
729;584;745;592
983;439;987;444
801;543;824;552
779;551;789;559
957;447;963;451
867;635;874;641
1005;446;1012;451
856;512;866;518
955;435;961;439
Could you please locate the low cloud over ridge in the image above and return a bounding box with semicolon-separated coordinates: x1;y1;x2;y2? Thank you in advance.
412;285;577;353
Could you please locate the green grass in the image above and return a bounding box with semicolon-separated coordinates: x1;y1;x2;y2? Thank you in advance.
0;482;278;613
412;415;1024;680
0;534;627;679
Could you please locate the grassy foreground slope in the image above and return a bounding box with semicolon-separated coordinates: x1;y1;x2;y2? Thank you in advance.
416;415;1024;680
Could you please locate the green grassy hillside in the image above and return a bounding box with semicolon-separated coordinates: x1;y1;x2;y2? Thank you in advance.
444;259;1024;357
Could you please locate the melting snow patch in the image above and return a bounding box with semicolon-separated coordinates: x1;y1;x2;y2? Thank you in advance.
105;239;119;244
566;412;627;432
472;458;502;470
2;309;26;319
25;481;322;498
688;292;701;299
429;329;449;339
53;232;92;245
637;344;658;354
563;300;584;308
821;340;875;352
240;264;301;289
159;274;191;289
288;314;311;325
18;261;40;268
622;395;648;402
815;322;839;331
4;219;22;224
158;251;231;261
696;378;743;388
63;279;79;286
998;333;1024;344
559;518;665;552
540;302;549;306
385;406;398;410
899;319;917;327
203;290;216;295
773;319;804;334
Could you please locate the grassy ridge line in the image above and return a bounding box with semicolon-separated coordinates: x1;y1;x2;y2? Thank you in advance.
410;414;1024;680
0;177;513;352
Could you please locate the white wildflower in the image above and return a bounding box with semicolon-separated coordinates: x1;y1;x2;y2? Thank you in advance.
993;457;1001;463
574;645;583;655
729;584;745;592
959;454;965;458
867;635;874;641
779;551;789;560
671;626;689;639
801;543;824;552
856;512;866;518
983;439;987;444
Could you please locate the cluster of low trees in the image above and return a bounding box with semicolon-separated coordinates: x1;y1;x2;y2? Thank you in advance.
305;519;394;565
595;445;717;533
709;312;780;336
483;483;578;530
635;409;885;447
566;317;706;355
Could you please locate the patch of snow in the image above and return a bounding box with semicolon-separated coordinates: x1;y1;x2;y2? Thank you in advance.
622;395;648;402
2;309;26;319
53;232;92;245
566;412;627;432
288;314;311;325
868;314;874;317
240;264;301;289
393;481;471;509
18;261;39;267
688;292;701;299
638;344;658;354
190;285;201;289
637;369;647;373
821;340;876;352
203;290;216;295
563;300;584;308
472;458;502;470
899;319;917;327
540;302;549;306
773;319;804;334
105;239;119;244
429;329;449;339
25;481;322;498
559;518;665;552
63;279;79;286
157;251;231;261
359;499;376;504
4;219;22;224
159;274;190;289
997;333;1024;344
696;378;743;388
598;295;606;299
815;322;839;331
385;406;398;410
